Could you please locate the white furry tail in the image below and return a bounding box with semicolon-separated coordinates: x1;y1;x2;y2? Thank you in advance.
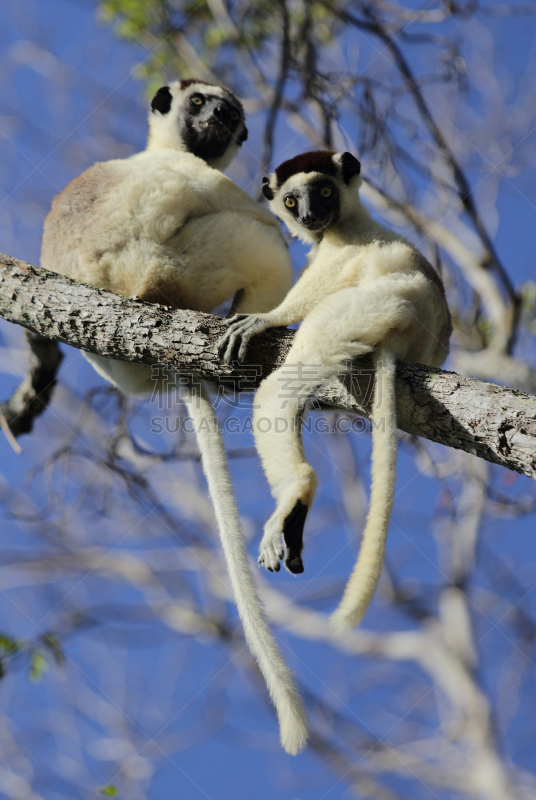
330;345;397;633
182;377;308;755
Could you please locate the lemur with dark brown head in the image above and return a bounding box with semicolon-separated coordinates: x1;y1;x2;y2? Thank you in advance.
41;80;308;755
220;150;452;632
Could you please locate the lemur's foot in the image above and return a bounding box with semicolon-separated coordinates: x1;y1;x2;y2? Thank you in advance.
218;313;269;364
258;516;284;572
258;500;309;575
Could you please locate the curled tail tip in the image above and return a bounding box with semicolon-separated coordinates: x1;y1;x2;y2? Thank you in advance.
278;703;309;756
280;719;308;756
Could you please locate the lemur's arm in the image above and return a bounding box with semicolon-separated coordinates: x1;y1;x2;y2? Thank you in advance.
219;263;323;363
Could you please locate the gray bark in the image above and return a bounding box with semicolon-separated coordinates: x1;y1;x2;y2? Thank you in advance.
0;252;535;480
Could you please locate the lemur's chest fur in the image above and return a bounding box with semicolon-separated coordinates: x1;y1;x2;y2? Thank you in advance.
305;235;418;300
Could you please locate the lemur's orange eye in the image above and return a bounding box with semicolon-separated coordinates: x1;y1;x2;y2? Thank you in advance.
320;186;332;198
231;110;240;120
191;95;204;105
285;196;297;208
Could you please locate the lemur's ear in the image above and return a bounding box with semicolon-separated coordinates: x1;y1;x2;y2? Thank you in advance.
237;125;249;145
262;176;274;201
151;86;173;115
340;152;361;184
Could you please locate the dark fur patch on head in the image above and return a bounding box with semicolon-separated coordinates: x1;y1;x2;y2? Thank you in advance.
340;151;361;184
274;150;337;188
261;176;274;200
151;86;172;115
178;78;215;90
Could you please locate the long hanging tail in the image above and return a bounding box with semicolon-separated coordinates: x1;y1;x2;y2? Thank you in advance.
330;345;398;633
182;377;308;755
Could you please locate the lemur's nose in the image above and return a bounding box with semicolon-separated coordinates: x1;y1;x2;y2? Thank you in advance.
213;104;231;124
301;213;315;225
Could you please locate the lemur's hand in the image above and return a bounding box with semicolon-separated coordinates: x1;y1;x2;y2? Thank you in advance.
219;313;270;364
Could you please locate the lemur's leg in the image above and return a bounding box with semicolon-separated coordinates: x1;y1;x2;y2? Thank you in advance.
217;221;293;315
253;362;319;574
254;286;414;574
230;271;293;315
83;353;173;397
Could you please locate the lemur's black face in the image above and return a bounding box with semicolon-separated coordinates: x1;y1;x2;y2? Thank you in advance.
180;91;245;162
283;179;340;233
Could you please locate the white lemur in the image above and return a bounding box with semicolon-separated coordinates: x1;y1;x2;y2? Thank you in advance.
220;150;452;632
41;80;308;755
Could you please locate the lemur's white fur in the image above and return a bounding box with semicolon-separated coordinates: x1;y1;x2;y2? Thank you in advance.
184;377;307;753
41;80;308;754
221;150;451;632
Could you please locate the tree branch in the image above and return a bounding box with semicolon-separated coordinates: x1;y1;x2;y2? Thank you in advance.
0;251;534;480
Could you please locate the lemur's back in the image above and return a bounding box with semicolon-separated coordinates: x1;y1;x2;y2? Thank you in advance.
42;150;292;312
41;161;122;284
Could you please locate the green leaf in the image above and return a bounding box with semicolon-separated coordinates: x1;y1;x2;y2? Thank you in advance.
29;650;49;682
99;787;119;797
0;634;22;655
